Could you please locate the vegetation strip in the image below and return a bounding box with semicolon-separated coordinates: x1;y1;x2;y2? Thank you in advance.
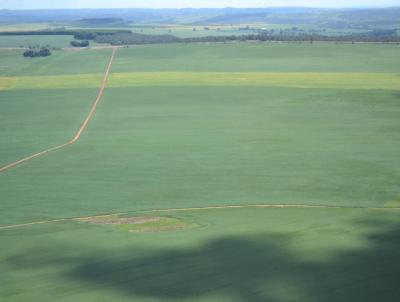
0;48;117;173
108;72;400;90
1;203;399;230
1;72;399;91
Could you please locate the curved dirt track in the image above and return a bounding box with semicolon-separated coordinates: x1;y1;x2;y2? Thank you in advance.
0;47;117;173
1;203;399;230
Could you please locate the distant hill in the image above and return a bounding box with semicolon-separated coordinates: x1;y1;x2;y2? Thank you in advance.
0;7;399;29
198;8;400;29
74;17;129;28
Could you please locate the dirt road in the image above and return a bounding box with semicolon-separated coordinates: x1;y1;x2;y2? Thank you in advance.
1;203;399;230
0;47;117;173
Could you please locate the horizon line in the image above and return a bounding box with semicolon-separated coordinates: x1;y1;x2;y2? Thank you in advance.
1;6;400;11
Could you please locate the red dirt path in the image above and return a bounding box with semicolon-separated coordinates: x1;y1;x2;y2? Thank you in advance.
0;47;117;173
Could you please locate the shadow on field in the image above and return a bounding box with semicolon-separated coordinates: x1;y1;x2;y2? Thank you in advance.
6;220;400;302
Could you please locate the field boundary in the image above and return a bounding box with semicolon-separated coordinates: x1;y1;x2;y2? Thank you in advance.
1;203;399;230
2;72;399;91
0;47;117;173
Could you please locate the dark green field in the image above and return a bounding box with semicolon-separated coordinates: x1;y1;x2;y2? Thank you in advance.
0;35;74;48
2;207;400;302
1;42;400;301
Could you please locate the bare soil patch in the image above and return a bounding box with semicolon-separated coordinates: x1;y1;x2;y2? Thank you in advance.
78;215;160;225
77;215;197;233
128;217;197;233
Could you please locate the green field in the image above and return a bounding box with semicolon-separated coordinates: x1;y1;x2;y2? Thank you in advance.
1;72;399;91
113;43;400;73
0;49;111;76
130;25;254;38
0;23;56;32
0;88;98;165
1;42;400;301
2;207;400;302
0;35;74;48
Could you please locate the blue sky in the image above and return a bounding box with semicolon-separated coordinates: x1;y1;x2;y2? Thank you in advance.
0;0;399;9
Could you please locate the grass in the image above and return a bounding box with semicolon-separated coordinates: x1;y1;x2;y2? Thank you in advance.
0;23;55;32
1;207;400;301
107;72;400;90
113;43;400;73
0;74;103;90
1;86;400;225
0;41;400;302
0;88;98;165
0;35;74;48
0;49;111;76
116;216;197;232
2;72;399;91
130;25;255;38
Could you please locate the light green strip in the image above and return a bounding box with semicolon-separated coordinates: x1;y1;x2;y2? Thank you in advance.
109;72;400;90
1;72;399;91
0;74;103;90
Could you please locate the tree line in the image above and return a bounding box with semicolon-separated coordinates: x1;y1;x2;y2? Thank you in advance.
90;29;400;46
23;46;51;57
70;40;90;47
3;28;398;45
93;33;181;45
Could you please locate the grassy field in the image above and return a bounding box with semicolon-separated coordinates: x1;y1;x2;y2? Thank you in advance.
0;35;74;48
1;72;399;91
130;25;254;38
128;24;370;38
2;85;399;225
1;207;400;301
0;49;111;76
0;88;98;165
113;43;400;73
0;23;56;32
1;42;400;301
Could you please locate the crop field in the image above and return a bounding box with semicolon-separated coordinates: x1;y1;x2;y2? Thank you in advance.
0;23;55;32
0;35;74;48
1;42;400;301
0;49;112;76
128;24;370;38
1;72;399;91
0;88;98;165
130;25;255;38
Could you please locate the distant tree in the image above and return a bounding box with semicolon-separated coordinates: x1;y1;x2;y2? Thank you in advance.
73;32;98;40
23;47;51;58
92;28;400;46
38;48;51;56
70;40;90;47
23;50;36;57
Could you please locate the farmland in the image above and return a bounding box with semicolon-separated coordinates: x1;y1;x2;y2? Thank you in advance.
0;34;74;48
1;40;400;302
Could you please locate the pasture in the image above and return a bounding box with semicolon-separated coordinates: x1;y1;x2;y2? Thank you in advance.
1;42;400;301
0;35;74;48
1;207;400;302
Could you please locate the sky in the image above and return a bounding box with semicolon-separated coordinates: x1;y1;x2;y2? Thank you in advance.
0;0;399;9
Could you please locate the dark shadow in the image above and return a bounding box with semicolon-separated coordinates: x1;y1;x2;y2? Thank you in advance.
6;220;400;301
67;236;299;302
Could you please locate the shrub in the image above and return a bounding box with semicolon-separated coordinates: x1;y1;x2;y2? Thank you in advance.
70;40;90;47
23;47;51;58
